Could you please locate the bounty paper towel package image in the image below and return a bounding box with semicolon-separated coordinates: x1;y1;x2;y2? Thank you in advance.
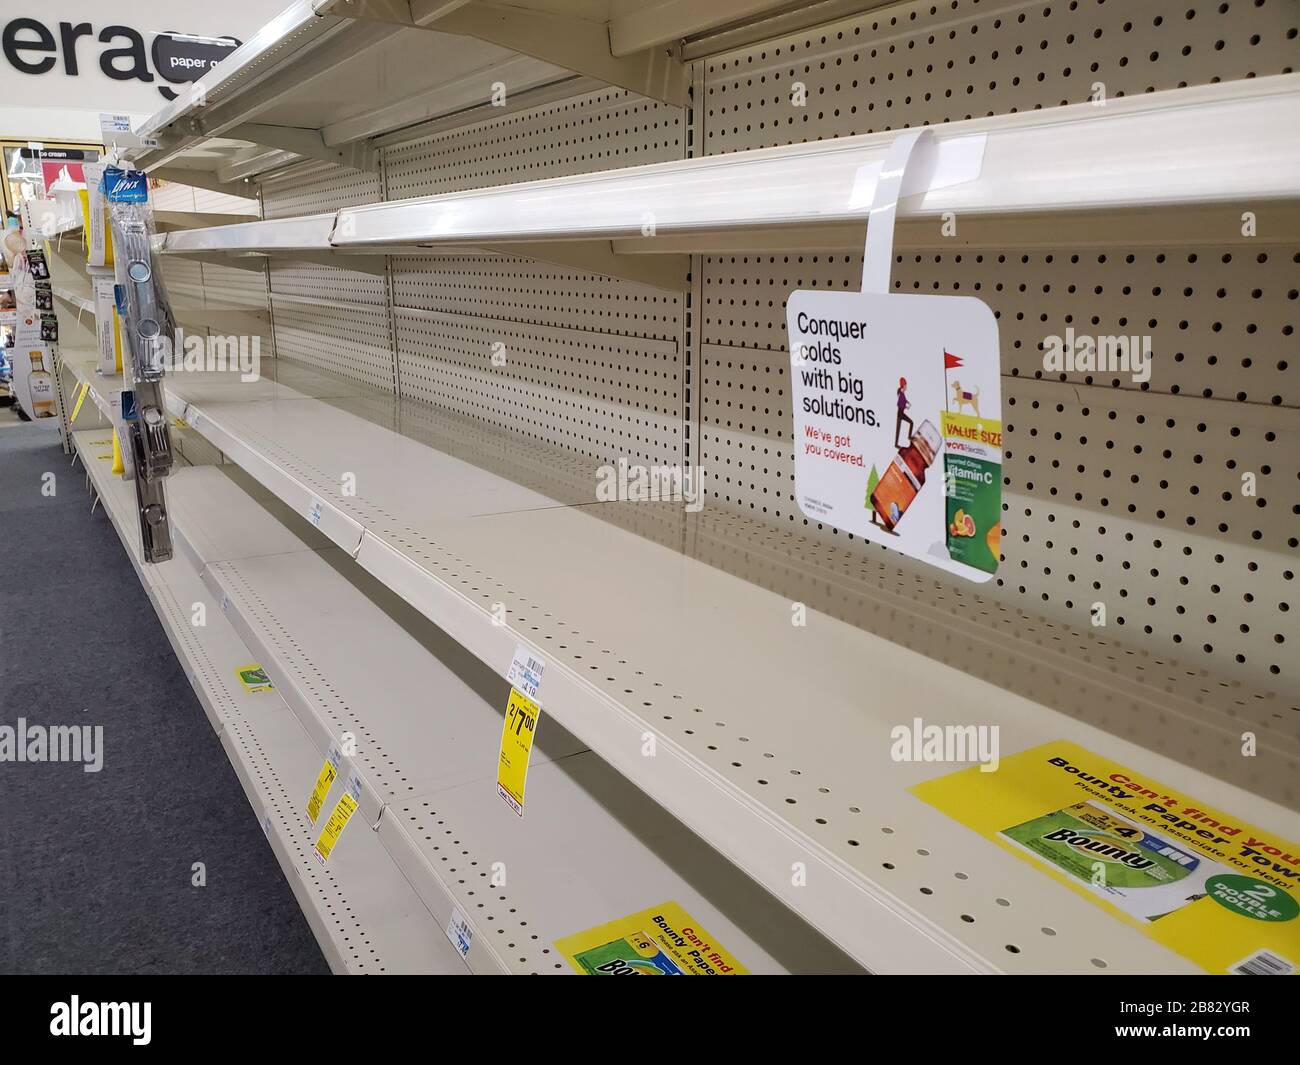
1001;800;1233;922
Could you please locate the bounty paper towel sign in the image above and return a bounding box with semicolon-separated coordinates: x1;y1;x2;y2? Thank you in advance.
555;902;748;975
911;740;1300;974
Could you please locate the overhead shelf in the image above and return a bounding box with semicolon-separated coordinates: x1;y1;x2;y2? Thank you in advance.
130;0;574;185
154;74;1300;286
130;0;827;188
62;355;1300;974
72;428;472;974
168;212;335;254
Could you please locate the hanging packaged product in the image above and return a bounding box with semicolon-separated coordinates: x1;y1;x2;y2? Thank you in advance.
39;314;59;343
81;163;114;267
34;283;52;312
46;165;83;235
105;164;177;563
90;269;118;376
26;248;50;282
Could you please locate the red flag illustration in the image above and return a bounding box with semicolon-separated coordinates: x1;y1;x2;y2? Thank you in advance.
944;350;963;369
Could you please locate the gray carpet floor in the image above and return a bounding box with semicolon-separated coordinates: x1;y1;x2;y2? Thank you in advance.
0;423;329;974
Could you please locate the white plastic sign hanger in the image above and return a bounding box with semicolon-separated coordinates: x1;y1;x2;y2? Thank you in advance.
787;129;1003;582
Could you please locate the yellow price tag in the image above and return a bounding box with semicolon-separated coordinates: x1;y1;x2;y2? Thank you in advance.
313;774;361;864
497;688;540;816
235;663;274;693
70;381;90;421
306;745;342;825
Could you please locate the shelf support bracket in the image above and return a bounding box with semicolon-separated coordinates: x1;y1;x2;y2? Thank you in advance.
480;242;688;292
325;0;690;106
226;124;378;174
151;166;257;198
218;147;306;186
274;251;391;276
161;250;272;275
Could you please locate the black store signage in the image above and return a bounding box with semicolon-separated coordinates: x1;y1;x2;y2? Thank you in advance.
2;17;241;100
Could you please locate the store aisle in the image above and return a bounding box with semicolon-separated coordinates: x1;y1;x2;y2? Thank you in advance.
0;426;329;974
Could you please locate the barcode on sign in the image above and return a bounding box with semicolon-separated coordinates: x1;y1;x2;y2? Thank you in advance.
1230;949;1294;975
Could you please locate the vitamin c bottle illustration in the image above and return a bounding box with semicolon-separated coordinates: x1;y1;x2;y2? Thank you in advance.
869;420;941;530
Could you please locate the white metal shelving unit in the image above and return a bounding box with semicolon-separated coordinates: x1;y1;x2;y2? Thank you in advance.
86;0;1300;975
62;353;1300;974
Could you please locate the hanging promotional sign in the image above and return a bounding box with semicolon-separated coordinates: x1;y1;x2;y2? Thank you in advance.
787;130;1001;582
13;341;60;425
788;293;1001;580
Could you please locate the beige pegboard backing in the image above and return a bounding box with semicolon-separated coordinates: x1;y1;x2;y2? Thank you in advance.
389;252;684;464
268;258;388;307
261;161;392;377
190;187;259;216
260;160;383;219
910;247;1297;407
150;182;200;212
700;0;1298;154
380;85;688;469
198;261;272;311
695;0;1299;704
152;181;259;217
383;86;684;198
272;295;396;392
163;256;207;303
390;254;681;342
393;300;682;468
